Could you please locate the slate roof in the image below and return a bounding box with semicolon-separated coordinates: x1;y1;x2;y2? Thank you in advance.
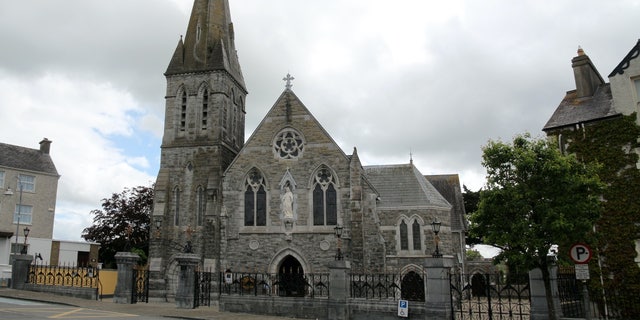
542;84;618;132
363;163;450;209
425;174;468;232
0;142;59;176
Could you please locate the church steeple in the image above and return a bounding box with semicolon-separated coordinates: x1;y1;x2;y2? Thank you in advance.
166;0;245;90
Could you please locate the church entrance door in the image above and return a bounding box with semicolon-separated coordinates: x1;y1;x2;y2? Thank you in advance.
277;255;305;297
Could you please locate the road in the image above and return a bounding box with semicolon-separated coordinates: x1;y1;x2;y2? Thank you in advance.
0;297;174;320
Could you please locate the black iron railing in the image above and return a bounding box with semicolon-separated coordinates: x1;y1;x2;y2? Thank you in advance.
219;272;329;298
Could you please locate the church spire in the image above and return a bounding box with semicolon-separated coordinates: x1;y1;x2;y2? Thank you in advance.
166;0;246;90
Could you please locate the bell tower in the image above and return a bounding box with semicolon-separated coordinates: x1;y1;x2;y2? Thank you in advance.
149;0;246;292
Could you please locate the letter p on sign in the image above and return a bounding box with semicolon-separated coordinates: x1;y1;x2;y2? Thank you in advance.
569;243;592;264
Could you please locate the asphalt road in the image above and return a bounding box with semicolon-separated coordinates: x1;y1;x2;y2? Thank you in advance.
0;297;174;320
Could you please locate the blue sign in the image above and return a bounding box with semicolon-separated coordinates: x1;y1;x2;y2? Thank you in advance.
398;299;408;317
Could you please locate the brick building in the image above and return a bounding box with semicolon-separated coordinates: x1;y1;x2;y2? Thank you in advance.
148;0;467;299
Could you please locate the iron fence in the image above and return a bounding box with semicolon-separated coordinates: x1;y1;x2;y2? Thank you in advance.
132;266;149;303
219;271;329;298
558;266;640;319
450;273;531;320
350;273;401;300
27;263;99;288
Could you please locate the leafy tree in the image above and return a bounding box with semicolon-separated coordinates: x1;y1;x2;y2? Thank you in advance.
469;134;603;320
466;249;483;261
82;185;154;268
462;185;482;245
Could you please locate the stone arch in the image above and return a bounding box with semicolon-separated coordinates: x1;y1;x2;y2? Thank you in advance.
268;248;311;274
400;264;425;302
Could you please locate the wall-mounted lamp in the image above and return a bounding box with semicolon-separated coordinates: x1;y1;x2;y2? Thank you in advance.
22;227;30;254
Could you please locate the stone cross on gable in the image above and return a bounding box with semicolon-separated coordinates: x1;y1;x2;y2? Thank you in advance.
283;73;295;90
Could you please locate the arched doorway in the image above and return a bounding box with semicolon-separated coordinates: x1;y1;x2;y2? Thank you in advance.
277;255;305;297
401;271;425;301
471;273;487;297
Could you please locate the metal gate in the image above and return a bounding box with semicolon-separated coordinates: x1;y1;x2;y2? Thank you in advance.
132;266;149;304
450;273;530;320
194;269;213;307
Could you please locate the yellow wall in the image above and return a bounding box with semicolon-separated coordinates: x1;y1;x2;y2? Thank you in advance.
98;269;117;296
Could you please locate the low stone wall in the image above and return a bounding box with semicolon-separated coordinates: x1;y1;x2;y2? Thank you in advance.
220;296;426;320
220;296;328;319
23;283;99;300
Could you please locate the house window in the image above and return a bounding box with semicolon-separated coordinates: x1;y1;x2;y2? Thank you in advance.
174;187;180;226
634;78;640;102
197;186;205;226
312;167;337;226
18;174;35;192
398;217;423;254
244;169;266;226
14;204;33;224
202;89;208;129
180;91;187;131
0;171;4;189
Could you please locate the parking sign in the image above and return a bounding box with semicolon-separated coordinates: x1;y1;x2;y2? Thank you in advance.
398;300;408;317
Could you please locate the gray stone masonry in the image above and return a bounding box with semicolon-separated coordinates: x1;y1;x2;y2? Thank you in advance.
423;257;454;319
175;253;200;309
113;252;140;304
11;254;32;289
327;260;350;320
529;267;562;320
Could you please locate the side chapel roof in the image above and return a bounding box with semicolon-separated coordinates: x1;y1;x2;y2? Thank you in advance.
364;163;450;210
425;174;468;232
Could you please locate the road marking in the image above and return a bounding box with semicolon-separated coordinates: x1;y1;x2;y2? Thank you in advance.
49;307;137;318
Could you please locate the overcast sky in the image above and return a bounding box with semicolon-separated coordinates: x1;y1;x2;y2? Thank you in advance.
0;1;638;248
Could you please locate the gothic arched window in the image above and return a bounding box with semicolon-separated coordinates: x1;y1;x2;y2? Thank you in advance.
180;91;187;131
312;167;337;226
173;186;181;226
197;186;205;226
398;217;423;254
201;88;208;130
245;169;267;226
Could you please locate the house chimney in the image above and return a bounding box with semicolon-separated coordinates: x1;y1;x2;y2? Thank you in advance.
571;47;604;98
39;138;52;154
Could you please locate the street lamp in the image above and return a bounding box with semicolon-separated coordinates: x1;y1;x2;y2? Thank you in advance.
22;227;30;254
431;218;442;258
334;225;343;261
4;177;24;260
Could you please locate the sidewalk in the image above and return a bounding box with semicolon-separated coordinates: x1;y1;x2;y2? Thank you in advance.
0;288;301;320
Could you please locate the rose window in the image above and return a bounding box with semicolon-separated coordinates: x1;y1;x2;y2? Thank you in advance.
274;129;305;159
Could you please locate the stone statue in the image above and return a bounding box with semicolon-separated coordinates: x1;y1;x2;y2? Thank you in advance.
282;185;294;219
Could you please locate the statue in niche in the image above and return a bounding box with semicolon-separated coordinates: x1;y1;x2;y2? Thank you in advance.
282;185;294;219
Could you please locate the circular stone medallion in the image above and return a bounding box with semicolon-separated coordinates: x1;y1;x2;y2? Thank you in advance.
249;240;260;250
319;240;330;251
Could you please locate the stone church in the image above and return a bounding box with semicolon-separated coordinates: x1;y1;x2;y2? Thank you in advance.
148;0;467;298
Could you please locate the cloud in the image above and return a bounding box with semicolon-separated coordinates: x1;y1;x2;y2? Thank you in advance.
1;0;639;241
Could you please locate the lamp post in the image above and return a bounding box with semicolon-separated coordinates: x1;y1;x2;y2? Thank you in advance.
334;225;343;261
4;177;24;260
431;218;442;258
21;227;30;254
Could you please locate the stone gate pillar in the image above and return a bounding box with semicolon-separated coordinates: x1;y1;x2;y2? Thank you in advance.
327;260;351;320
424;257;454;319
175;253;200;309
113;252;140;304
529;266;561;320
11;254;33;289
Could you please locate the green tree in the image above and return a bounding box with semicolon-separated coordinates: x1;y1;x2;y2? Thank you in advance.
462;185;482;245
469;134;603;320
466;249;483;261
82;185;154;268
